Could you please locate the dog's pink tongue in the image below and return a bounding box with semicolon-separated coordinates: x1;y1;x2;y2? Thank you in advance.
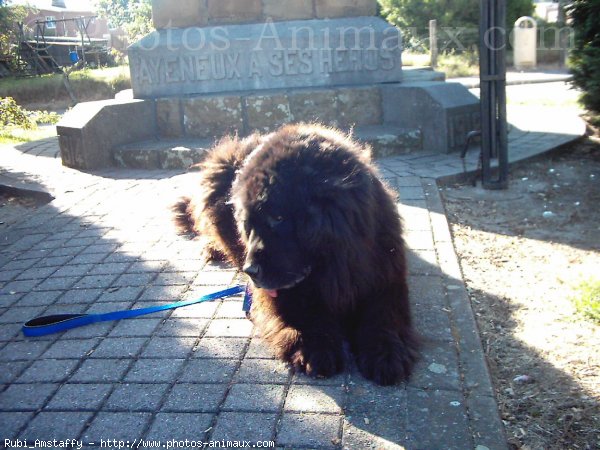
266;289;278;298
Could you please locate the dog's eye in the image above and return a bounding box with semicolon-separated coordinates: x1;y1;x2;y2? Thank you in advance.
267;215;284;229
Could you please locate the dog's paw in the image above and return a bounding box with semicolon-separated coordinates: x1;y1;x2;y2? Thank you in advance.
357;337;417;385
289;336;345;379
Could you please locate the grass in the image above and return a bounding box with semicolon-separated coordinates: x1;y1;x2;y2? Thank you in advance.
0;125;57;144
402;50;479;78
0;65;131;107
571;278;600;323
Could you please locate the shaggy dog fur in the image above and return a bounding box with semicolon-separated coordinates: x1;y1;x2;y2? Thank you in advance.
174;124;418;385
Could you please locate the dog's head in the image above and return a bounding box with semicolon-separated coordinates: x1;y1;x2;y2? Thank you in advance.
230;125;373;295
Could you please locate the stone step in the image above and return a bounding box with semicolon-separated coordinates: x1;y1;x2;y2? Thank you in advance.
114;138;213;170
113;126;423;170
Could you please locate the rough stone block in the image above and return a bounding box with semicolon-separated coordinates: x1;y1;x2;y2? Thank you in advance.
315;0;378;18
246;94;294;133
152;0;206;29
288;89;340;126
382;82;480;153
262;0;315;20
355;125;422;157
337;86;381;127
207;0;262;24
57;99;156;170
183;96;243;138
156;98;183;137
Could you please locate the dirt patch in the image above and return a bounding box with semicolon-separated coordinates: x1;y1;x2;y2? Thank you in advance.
0;189;49;230
441;135;600;449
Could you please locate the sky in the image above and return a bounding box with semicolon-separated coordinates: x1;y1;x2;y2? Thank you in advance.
9;0;97;11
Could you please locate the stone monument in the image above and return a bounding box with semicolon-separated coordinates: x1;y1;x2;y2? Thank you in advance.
57;0;479;170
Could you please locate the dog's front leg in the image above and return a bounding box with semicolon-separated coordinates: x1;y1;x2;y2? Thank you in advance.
250;288;345;378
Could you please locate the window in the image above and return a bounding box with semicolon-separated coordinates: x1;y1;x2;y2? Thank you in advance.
46;16;56;29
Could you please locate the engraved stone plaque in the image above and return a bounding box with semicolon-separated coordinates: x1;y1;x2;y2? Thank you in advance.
128;17;402;98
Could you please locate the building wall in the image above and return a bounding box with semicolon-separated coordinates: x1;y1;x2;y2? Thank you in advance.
23;9;109;39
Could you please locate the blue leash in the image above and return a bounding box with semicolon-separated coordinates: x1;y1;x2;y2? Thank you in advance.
22;285;250;337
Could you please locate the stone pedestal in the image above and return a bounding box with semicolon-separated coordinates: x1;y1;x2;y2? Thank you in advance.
57;0;480;170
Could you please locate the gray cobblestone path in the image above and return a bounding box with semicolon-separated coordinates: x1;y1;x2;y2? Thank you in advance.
0;95;585;449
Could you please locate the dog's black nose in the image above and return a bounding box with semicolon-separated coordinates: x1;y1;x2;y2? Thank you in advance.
243;263;262;279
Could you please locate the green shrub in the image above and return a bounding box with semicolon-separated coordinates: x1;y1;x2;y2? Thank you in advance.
571;278;600;323
568;0;600;114
0;97;35;130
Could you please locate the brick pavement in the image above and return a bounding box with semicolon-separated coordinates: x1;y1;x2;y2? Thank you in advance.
0;100;585;449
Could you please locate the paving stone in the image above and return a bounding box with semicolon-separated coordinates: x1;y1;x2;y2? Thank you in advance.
222;383;285;412
0;411;32;439
179;358;238;383
49;245;85;257
88;262;131;276
67;252;107;265
90;337;147;359
146;412;214;441
43;338;100;359
85;301;134;314
0;361;28;383
162;383;228;412
0;269;19;282
73;274;119;290
1;258;40;271
277;413;342;448
0;292;22;307
109;318;162;337
407;249;441;275
153;271;196;286
46;383;113;410
15;266;57;281
20;411;93;440
140;337;196;359
245;338;274;359
155;318;209;337
404;230;436;251
97;286;144;303
33;276;78;291
0;323;23;341
343;380;408;447
192;337;248;359
211;412;277;443
0;340;53;362
407;341;461;391
17;290;60;307
83;412;152;441
104;383;169;411
37;255;73;268
169;300;220;319
405;388;472;448
113;272;156;287
1;279;40;294
235;358;291;384
0;305;46;323
284;384;345;413
203;319;254;338
0;383;58;410
139;285;187;302
55;288;103;304
71;359;131;383
16;359;80;383
123;358;183;384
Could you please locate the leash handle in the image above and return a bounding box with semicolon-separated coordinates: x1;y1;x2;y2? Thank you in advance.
22;285;245;337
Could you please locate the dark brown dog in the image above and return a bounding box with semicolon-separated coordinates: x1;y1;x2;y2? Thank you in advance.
174;124;418;385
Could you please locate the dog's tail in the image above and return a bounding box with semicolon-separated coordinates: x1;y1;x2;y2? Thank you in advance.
172;196;197;236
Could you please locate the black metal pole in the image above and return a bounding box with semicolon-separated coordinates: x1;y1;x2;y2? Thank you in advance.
479;0;509;189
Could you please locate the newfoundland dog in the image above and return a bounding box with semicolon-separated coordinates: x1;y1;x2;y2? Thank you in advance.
174;124;418;385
